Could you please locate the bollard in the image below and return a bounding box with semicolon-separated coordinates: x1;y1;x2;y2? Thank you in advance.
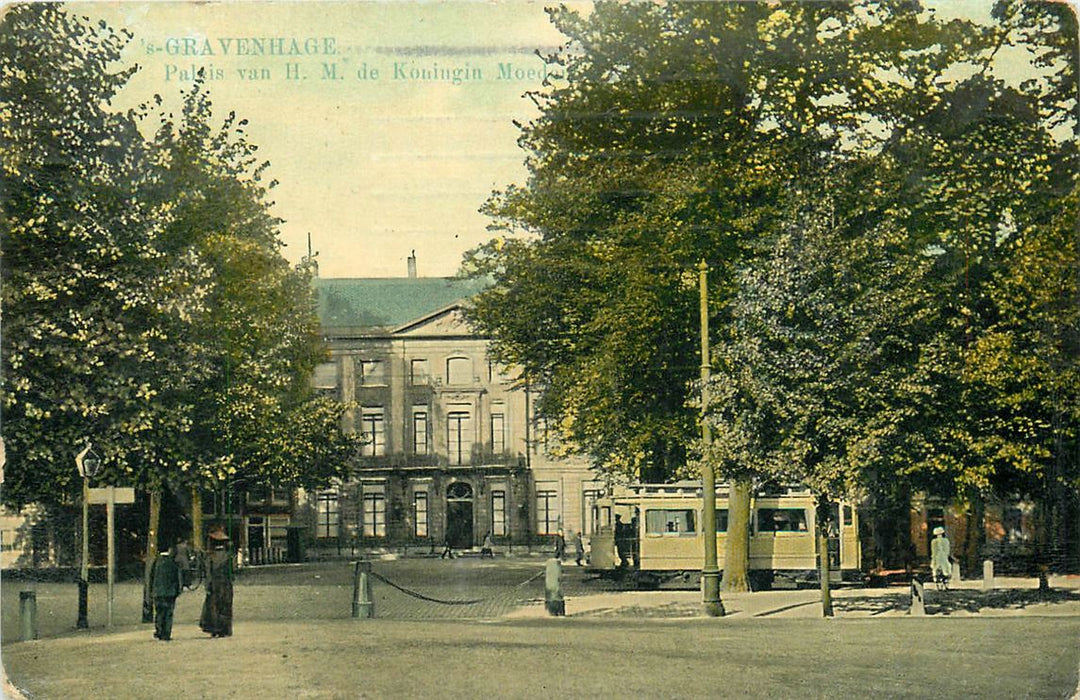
545;558;565;616
352;560;374;619
20;590;38;641
982;559;994;591
909;578;925;617
951;561;961;586
76;579;89;629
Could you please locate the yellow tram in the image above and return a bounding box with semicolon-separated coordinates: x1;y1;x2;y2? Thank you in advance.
588;482;862;589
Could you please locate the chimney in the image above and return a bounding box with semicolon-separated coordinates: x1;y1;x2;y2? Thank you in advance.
407;250;417;279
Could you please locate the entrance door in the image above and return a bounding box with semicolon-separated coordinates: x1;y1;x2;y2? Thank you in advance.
446;482;474;548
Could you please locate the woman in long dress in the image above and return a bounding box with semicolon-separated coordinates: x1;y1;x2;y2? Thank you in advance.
200;530;234;638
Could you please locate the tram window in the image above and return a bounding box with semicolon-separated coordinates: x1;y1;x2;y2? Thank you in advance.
716;509;728;533
645;509;697;535
757;508;808;533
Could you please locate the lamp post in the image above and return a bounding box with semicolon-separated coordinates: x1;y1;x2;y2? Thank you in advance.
699;260;724;617
75;443;101;629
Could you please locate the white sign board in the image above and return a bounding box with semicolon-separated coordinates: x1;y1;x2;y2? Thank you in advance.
88;487;136;504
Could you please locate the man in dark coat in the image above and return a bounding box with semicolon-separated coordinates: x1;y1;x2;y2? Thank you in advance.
150;543;183;641
200;528;234;638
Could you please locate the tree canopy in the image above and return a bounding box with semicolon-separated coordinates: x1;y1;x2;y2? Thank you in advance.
1;5;357;508
464;1;1001;482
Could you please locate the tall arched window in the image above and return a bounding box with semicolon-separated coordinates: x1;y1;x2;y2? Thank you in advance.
447;407;472;465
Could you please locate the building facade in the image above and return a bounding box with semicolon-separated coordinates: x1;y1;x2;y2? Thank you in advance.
300;266;597;554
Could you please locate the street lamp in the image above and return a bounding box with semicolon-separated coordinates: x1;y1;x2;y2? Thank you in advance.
75;443;101;629
699;260;724;617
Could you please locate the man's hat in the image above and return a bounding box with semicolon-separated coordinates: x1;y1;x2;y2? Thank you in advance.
933;526;945;535
208;525;229;541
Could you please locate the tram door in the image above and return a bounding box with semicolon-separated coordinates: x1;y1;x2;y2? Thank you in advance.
588;502;617;569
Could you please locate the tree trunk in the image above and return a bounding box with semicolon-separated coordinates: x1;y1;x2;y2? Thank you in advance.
964;495;985;576
142;490;161;623
816;493;834;617
191;485;204;552
721;479;752;592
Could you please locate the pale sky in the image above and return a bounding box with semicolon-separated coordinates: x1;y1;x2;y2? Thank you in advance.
72;1;1030;279
75;1;581;278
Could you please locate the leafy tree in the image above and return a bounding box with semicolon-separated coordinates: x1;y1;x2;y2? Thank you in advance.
465;1;993;591
1;4;211;507
3;6;356;553
707;67;1078;591
145;79;359;508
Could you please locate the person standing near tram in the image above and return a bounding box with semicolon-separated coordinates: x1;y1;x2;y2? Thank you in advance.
930;526;952;588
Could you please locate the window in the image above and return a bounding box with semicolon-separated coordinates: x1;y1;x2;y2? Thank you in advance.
268;515;290;548
536;488;559;536
246;485;269;504
359;360;385;386
490;412;505;454
246;486;289;506
414;492;428;538
312;362;337;394
488;361;510;383
534;417;549;452
491;490;507;536
447;408;472;466
714;509;729;533
446;356;471;385
645;509;697;536
316;491;339;539
360;407;385;456
412;406;429;455
757;508;808;533
410;359;429;385
362;484;386;537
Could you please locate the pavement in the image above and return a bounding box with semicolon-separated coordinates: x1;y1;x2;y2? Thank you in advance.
4;557;1079;642
3;562;1079;699
512;574;1080;619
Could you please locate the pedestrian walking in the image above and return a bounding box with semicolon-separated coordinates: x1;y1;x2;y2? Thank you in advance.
930;526;951;589
150;541;183;641
573;531;585;566
554;529;566;561
441;535;455;560
480;532;494;558
200;526;234;638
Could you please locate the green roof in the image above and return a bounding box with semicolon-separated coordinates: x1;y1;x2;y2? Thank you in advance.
313;277;489;333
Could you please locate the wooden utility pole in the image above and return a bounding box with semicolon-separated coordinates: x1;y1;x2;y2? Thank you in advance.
191;486;204;551
699;260;724;617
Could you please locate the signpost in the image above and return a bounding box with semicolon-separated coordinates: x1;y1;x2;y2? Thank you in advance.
89;486;135;627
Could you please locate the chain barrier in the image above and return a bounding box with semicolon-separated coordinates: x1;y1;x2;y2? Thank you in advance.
367;567;545;606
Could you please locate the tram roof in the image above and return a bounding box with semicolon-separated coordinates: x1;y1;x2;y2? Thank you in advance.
622;482;813;498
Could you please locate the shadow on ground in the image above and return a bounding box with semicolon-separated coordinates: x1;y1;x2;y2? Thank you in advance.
833;587;1080;616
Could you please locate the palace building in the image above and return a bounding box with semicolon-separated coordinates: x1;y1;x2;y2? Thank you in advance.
298;255;600;555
